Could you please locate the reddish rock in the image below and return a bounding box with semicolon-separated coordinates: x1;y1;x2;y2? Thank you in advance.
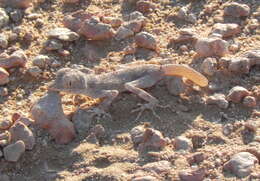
101;17;122;28
143;161;171;174
179;168;205;181
135;32;157;50
211;23;241;38
226;86;250;103
30;91;76;144
115;26;134;41
228;57;251;74
224;2;250;17
3;140;25;162
136;0;156;14
0;67;9;85
9;122;35;150
242;49;260;66
0;50;27;69
195;37;228;57
206;94;229;109
243;96;257;107
78;18;115;40
125;19;145;33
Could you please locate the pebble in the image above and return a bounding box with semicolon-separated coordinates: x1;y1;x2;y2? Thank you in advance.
195;37;228;57
224;2;250;18
0;8;9;28
4;140;25;162
78;17;115;40
47;28;79;41
0;34;8;48
44;39;63;51
224;152;258;178
166;77;187;96
228;57;251;74
115;26;134;41
173;136;193;151
136;0;156;14
9;122;35;150
179;168;205;181
0;67;9;85
101;17;123;28
135;32;157;50
27;66;42;77
242;96;257;107
0;87;8;96
177;7;197;24
243;49;260;66
0;131;10;146
30;91;76;144
226;86;250;103
206;94;229;109
210;23;241;38
201;57;217;76
9;9;23;22
0;119;13;130
222;124;234;136
32;55;50;69
0;50;27;69
142;160;171;174
229;44;239;53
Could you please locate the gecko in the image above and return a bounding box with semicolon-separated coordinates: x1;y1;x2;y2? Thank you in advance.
48;64;208;121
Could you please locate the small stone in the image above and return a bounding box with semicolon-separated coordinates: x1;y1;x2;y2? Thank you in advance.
206;94;229;109
115;26;134;41
78;17;115;40
227;86;250;103
0;50;27;69
9;9;23;22
129;11;145;21
143;161;171;174
242;49;260;66
177;7;197;24
32;55;50;69
0;119;13;130
47;28;79;41
173;136;193;151
222;124;234;136
224;152;258;178
201;57;217;76
0;8;9;28
0;131;11;146
0;34;8;48
210;23;241;38
224;2;250;18
228;57;251;74
101;17;122;28
136;0;156;14
229;44;239;53
179;168;205;181
166;77;187;96
0;87;8;96
0;68;9;85
3;140;25;162
243;96;257;108
135;32;157;50
180;45;188;52
125;19;145;33
90;124;105;139
44;39;63;51
9;122;35;150
27;66;42;77
195;37;228;57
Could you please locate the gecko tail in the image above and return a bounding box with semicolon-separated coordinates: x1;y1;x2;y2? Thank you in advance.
162;64;208;87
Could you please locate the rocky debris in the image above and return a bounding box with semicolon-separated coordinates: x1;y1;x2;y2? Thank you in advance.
63;10;94;32
9;9;23;23
0;131;11;146
188;152;205;165
201;57;217;76
179;168;205;181
30;91;76;144
135;32;157;50
1;0;32;8
44;39;63;51
0;34;8;48
115;26;134;41
0;67;9;85
101;16;123;28
130;125;167;152
242;96;257;107
206;94;229;109
136;0;156;14
142;161;172;174
222;124;234;136
210;23;241;38
166;77;187;96
226;86;250;103
224;2;250;18
32;55;50;69
3;140;25;162
9;122;35;150
0;87;8;96
47;28;79;41
195;37;228;57
228;57;251;74
173;136;193;151
27;66;42;77
0;8;9;28
78;17;115;40
170;28;197;43
177;7;197;24
243;49;260;65
224;152;258;178
229;43;240;53
0;119;13;130
0;50;27;69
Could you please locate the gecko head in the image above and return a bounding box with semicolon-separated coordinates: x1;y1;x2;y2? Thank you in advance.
48;68;87;94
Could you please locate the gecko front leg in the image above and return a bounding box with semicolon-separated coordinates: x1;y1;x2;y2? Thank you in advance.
124;75;169;121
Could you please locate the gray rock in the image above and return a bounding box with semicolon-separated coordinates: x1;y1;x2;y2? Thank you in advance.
47;28;79;41
32;55;50;69
143;161;171;174
173;136;193;151
177;7;197;24
115;26;134;40
3;140;25;162
0;9;9;28
9;9;23;22
210;23;241;38
228;57;251;74
44;39;63;51
27;66;42;77
0;87;8;96
207;94;229;109
166;76;187;96
224;152;258;178
135;32;157;50
224;2;250;17
201;57;217;76
0;34;8;48
179;168;205;181
243;49;260;66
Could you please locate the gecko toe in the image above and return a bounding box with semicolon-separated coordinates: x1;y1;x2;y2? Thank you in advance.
132;103;162;122
86;107;112;121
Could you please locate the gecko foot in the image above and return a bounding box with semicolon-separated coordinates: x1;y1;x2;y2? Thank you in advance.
131;103;163;122
86;107;112;121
